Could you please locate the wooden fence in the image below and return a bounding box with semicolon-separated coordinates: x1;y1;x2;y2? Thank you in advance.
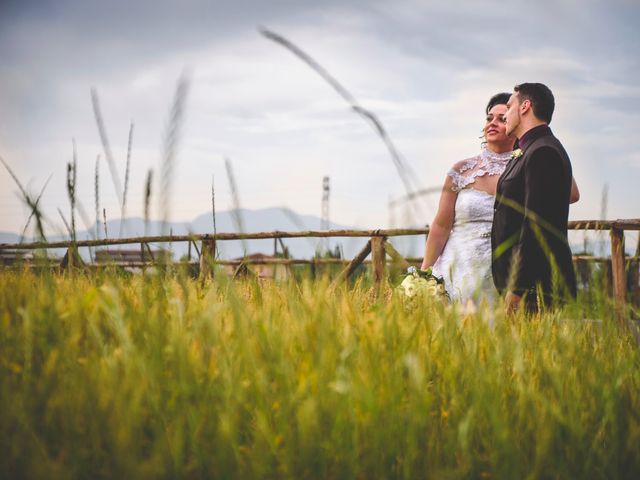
1;219;639;323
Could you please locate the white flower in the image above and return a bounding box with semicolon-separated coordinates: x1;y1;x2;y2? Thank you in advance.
397;267;447;302
511;148;523;160
400;275;429;298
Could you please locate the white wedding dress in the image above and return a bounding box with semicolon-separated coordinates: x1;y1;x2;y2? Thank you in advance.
431;147;512;304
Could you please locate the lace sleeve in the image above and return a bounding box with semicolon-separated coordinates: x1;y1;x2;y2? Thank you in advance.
446;157;478;192
447;169;472;192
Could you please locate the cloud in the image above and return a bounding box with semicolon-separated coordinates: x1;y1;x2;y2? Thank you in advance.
1;0;639;235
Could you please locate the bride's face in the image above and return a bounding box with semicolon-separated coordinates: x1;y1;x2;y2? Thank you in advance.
483;104;509;143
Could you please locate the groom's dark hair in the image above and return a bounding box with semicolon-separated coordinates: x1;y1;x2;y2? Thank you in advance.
486;92;511;114
514;83;555;124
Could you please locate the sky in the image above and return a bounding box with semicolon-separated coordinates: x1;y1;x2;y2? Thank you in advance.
1;0;639;241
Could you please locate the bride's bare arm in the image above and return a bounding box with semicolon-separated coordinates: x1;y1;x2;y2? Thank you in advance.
421;175;457;270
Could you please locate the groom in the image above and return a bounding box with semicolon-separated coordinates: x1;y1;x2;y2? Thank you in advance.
491;83;577;312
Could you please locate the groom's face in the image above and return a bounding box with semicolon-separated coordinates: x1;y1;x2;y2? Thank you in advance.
505;93;521;137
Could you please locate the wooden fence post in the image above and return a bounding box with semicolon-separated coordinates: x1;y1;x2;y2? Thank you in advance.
371;236;386;292
635;235;640;306
60;243;84;271
199;239;216;281
383;240;410;271
632;258;640;307
332;240;372;286
143;242;155;262
610;228;626;326
139;242;146;271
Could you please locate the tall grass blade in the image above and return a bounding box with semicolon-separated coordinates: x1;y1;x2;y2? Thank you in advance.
119;122;134;238
91;88;123;205
144;168;153;237
211;174;217;236
103;208;108;240
1;272;636;478
225;158;247;256
95;155;101;241
19;174;52;243
211;175;220;261
1;155;48;242
260;27;424;220
72;199;95;262
66;139;78;243
57;208;73;239
159;72;190;235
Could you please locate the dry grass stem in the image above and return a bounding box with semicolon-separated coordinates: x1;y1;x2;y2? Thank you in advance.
119;122;134;238
1;155;48;242
144;168;153;236
260;27;424;220
225;158;248;255
159;72;190;235
19;175;52;242
103;208;108;240
57;208;73;239
91;88;123;205
95;155;101;241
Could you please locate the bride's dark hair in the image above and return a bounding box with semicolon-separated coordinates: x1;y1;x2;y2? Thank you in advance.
486;92;511;114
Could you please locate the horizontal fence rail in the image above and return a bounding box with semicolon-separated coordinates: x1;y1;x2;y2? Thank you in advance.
1;218;638;325
0;228;429;250
1;219;639;251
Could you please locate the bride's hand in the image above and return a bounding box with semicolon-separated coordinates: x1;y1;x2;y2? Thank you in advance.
505;291;521;314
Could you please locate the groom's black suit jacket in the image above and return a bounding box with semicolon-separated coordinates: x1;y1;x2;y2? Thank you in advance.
491;125;576;303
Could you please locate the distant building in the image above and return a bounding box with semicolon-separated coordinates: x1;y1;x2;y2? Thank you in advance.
0;250;60;266
0;250;28;266
95;248;172;265
224;253;290;280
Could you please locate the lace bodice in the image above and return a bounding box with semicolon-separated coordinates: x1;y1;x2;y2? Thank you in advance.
432;189;496;303
452;187;495;226
447;146;512;192
429;148;513;304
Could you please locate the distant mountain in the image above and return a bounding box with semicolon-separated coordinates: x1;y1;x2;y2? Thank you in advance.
3;208;627;262
0;232;21;245
0;207;374;260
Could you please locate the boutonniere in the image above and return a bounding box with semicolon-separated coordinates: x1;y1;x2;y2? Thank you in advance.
511;148;523;160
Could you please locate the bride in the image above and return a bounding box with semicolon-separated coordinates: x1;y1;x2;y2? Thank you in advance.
420;92;578;305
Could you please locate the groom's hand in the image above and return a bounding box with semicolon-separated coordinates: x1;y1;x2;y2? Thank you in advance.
505;291;521;314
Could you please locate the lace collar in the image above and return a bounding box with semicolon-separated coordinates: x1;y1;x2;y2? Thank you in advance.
448;146;513;192
479;145;512;167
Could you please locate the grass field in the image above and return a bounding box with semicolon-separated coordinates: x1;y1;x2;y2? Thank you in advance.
1;268;639;478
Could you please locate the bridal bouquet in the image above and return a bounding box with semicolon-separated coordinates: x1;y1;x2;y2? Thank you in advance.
396;266;447;302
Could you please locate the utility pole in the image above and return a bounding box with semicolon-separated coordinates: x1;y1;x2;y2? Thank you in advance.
321;176;330;253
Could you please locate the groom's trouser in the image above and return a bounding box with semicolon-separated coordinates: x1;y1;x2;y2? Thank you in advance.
519;287;572;313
